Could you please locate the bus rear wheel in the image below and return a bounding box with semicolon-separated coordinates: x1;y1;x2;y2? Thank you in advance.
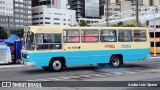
49;58;64;72
110;55;122;67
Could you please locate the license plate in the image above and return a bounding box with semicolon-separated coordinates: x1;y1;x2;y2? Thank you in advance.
158;47;160;50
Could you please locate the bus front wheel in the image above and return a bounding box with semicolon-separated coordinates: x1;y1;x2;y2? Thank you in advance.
110;55;122;67
49;58;64;72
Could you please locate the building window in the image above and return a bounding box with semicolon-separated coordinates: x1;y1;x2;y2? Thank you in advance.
54;18;60;20
32;23;39;25
54;23;60;25
118;30;133;42
100;30;117;42
63;30;80;43
45;22;50;24
40;22;43;24
40;12;43;14
32;13;39;15
40;17;43;19
45;17;50;20
32;18;39;20
81;30;99;43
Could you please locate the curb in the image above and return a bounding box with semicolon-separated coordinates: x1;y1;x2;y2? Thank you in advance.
149;57;160;59
0;65;24;69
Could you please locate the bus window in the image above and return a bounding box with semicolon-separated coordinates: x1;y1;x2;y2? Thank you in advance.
151;42;160;47
150;32;160;38
134;30;147;42
36;34;62;50
26;32;34;50
150;32;154;38
81;30;99;43
118;30;133;42
63;30;80;43
100;30;117;42
156;32;160;37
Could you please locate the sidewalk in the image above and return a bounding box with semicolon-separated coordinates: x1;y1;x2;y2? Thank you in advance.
149;54;160;58
0;64;24;69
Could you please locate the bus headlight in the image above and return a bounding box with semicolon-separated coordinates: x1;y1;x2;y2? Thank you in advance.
26;55;29;59
22;54;29;59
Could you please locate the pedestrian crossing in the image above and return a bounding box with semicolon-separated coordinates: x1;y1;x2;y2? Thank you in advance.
27;68;160;81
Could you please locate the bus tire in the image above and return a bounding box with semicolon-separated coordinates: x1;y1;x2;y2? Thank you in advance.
49;58;63;72
110;55;122;67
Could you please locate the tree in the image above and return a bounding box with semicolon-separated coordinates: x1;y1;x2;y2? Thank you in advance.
79;20;90;26
0;26;8;39
112;20;146;27
11;29;24;38
112;22;124;27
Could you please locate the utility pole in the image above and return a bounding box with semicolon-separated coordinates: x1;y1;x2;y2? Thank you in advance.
154;6;158;57
7;16;10;36
136;0;139;27
106;0;109;26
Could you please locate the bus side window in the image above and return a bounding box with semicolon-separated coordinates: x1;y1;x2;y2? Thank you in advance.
63;29;80;43
118;30;132;42
37;34;62;50
100;29;117;42
81;30;99;43
134;30;147;42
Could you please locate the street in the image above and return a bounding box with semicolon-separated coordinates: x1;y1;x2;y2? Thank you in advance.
0;57;160;90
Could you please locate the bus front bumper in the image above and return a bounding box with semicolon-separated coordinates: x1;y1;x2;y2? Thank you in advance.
23;62;36;66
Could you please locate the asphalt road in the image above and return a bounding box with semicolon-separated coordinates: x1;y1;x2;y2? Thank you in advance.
0;57;160;90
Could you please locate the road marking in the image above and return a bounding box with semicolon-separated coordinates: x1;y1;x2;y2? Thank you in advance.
0;65;24;69
28;79;50;81
27;68;160;81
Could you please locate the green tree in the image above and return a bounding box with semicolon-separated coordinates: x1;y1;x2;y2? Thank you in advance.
11;29;24;38
0;26;8;39
112;20;146;27
112;22;124;27
79;20;90;26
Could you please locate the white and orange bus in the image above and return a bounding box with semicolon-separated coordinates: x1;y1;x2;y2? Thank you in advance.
150;30;160;53
21;26;150;71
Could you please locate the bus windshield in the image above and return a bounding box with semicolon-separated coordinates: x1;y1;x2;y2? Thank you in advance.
25;32;34;50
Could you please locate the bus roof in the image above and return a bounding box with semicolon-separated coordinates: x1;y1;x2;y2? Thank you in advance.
25;26;148;33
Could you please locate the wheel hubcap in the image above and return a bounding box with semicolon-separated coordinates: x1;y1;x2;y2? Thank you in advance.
53;60;61;70
112;58;120;67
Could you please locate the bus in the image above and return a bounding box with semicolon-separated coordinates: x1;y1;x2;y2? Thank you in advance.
0;42;12;64
21;26;150;72
150;30;160;53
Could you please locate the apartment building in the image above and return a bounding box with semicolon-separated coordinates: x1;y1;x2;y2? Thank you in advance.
0;0;32;30
32;5;76;26
32;0;77;26
100;0;160;19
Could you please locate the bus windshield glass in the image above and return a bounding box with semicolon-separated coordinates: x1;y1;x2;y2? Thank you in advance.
26;32;34;50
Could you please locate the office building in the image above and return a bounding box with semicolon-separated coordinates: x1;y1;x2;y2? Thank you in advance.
32;0;77;26
0;0;32;30
100;0;160;19
32;5;76;26
69;0;99;18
